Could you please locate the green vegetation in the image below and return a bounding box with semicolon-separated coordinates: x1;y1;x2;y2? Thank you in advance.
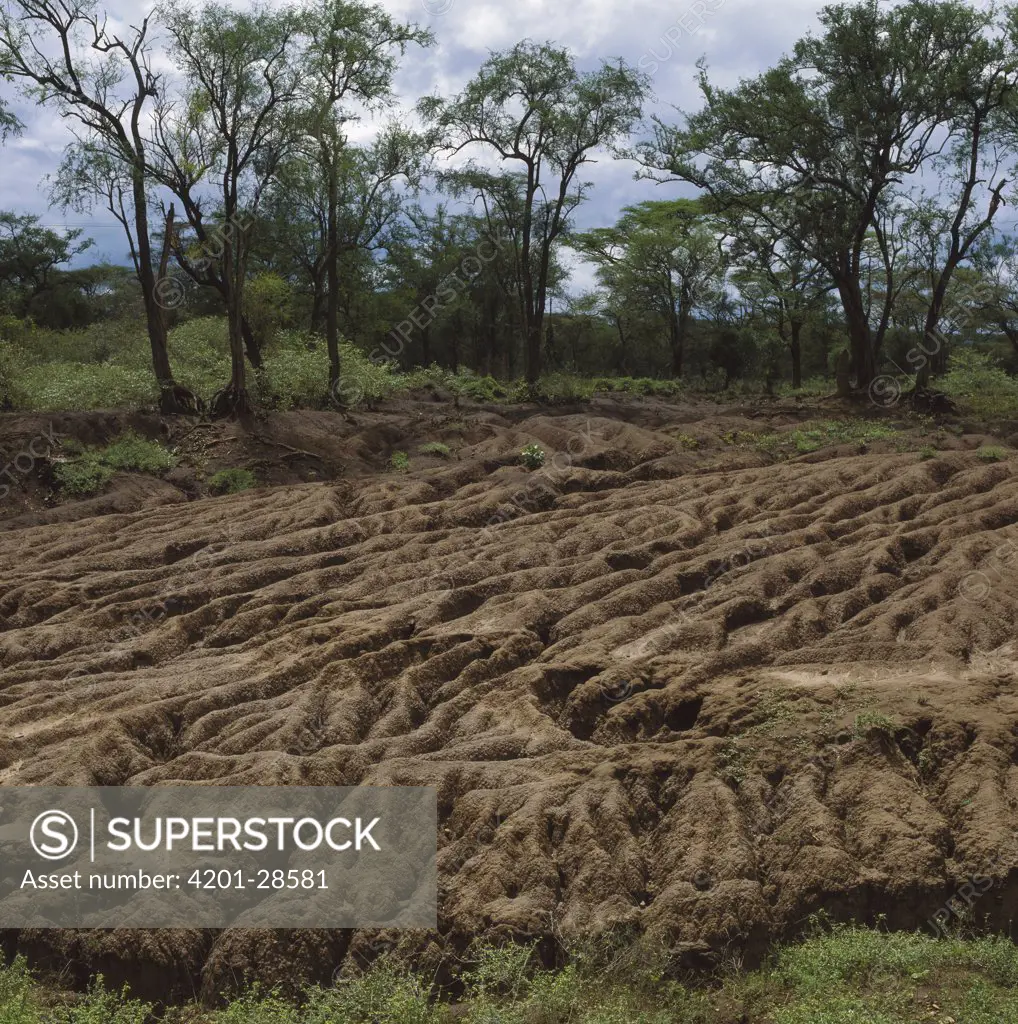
1;0;1018;414
208;468;257;495
940;350;1018;420
976;445;1009;463
520;443;546;470
418;441;451;458
53;433;176;496
918;445;937;461
854;710;898;739
389;451;410;473
4;925;1018;1023
755;420;899;457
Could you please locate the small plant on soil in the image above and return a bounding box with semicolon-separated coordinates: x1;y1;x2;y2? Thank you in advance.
976;445;1008;462
99;433;176;473
918;445;937;461
389;451;410;473
717;739;750;785
853;709;897;738
520;443;546;470
418;441;451;458
53;458;115;496
673;432;699;450
208;468;257;495
54;432;176;496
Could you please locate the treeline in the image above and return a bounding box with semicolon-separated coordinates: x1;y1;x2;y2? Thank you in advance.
3;0;1018;415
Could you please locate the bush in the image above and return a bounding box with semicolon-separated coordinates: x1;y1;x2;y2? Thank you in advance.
259;332;330;409
244;273;294;350
0;337;27;409
208;468;257;495
976;445;1009;463
418;441;451;458
54;433;176;496
520;443;546;470
940;348;1018;419
100;433;176;473
389;451;410;473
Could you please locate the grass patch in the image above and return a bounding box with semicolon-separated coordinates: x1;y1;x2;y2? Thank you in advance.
755;420;898;457
418;442;452;458
976;445;1009;463
389;451;410;473
5;926;1018;1023
854;709;898;739
53;433;175;496
208;468;257;495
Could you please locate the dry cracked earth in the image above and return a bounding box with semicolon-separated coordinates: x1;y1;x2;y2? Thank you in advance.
1;398;1018;999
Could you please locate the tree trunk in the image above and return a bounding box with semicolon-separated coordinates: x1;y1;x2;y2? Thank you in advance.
615;319;629;375
133;178;195;415
325;145;341;394
790;319;803;389
525;316;542;385
837;276;876;390
212;235;251;418
241;314;262;369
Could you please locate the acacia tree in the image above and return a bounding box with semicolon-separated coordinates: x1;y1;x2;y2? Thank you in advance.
571;200;724;378
726;215;833;388
0;0;196;412
159;0;304;416
638;0;1016;392
0;212;92;314
299;0;431;393
422;41;648;385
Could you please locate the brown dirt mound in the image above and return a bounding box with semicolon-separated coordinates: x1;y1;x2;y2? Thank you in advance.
2;402;1018;1000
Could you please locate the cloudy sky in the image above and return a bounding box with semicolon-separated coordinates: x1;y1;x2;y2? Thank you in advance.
0;0;827;291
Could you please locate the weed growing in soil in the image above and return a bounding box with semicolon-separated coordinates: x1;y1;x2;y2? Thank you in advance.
976;445;1009;462
418;442;452;458
520;443;546;469
389;451;410;473
5;926;1018;1023
53;433;175;496
208;468;257;495
756;420;898;457
854;709;898;739
918;445;937;460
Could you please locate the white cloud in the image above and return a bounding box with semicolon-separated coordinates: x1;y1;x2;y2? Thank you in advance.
0;0;824;280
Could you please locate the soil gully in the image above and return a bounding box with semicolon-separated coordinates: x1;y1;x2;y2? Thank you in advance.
1;402;1017;996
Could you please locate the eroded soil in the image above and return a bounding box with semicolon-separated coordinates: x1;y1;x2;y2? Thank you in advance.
1;396;1018;1000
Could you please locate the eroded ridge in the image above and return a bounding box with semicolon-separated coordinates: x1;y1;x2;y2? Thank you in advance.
1;415;1017;994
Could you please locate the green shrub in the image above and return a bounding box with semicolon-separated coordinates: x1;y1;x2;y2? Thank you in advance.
244;273;294;351
16;364;158;411
976;445;1009;463
100;433;176;473
58;976;151;1024
418;441;451;458
939;349;1018;418
389;451;410;473
520;443;546;470
259;333;330;409
305;964;437;1024
756;420;897;457
208;468;257;495
53;433;175;496
853;710;897;738
918;445;937;460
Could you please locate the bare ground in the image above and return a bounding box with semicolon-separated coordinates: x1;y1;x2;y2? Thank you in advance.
1;395;1018;1000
